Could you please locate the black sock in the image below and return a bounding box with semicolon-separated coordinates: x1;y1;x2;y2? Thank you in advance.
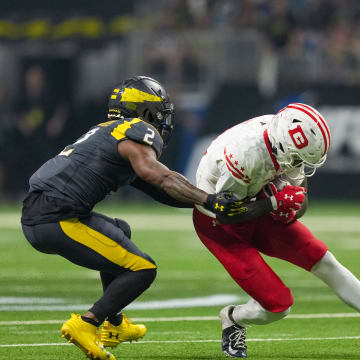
90;269;156;325
108;313;123;326
81;316;101;327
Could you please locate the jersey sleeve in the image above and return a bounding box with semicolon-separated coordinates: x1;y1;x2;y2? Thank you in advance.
215;169;249;200
110;118;164;158
215;141;252;200
223;142;253;185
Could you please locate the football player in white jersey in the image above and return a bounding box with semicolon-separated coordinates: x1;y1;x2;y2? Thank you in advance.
193;103;360;358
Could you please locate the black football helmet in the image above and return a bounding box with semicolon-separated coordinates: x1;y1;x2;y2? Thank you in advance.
108;76;175;146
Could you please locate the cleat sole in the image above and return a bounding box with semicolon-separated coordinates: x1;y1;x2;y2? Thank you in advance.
62;330;95;359
61;329;113;360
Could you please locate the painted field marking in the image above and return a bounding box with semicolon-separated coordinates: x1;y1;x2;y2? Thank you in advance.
0;293;355;311
0;294;242;312
1;213;359;232
1;336;360;348
1;312;359;326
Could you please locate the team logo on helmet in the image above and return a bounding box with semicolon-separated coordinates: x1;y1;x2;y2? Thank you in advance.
288;125;309;149
111;87;162;103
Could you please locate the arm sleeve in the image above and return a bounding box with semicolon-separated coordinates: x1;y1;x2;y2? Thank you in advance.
130;177;193;208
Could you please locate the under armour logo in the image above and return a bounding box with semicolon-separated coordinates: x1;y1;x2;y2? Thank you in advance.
212;220;217;227
284;194;293;200
108;332;119;339
215;203;224;212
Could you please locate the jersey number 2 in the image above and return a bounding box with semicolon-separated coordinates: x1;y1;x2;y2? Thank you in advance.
143;128;155;145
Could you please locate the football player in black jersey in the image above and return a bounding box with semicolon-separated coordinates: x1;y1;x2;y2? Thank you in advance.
21;76;243;360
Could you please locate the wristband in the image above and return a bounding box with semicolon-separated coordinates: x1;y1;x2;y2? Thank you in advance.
270;195;278;211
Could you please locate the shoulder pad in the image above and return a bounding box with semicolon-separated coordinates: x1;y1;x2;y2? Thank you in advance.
110;118;163;157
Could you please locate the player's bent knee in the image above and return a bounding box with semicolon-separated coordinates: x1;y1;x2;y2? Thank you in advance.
114;218;131;239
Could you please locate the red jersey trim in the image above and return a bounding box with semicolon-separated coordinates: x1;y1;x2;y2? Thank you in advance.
263;129;280;172
224;147;251;183
225;162;244;180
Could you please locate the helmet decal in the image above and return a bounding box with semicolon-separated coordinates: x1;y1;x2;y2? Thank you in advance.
110;88;120;99
288;125;309;149
119;87;162;103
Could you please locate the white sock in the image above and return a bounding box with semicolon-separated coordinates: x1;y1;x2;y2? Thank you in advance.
222;298;290;328
311;251;360;312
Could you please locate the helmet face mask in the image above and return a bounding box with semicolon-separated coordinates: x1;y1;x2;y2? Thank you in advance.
108;76;175;146
158;103;175;146
268;103;331;179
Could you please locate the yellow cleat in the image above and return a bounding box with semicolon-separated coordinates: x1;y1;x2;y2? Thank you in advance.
99;314;146;348
61;313;116;360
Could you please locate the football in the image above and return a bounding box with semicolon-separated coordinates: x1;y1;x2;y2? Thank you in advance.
271;176;290;191
260;176;290;198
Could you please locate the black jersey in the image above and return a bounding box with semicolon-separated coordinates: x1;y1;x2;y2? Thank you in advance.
21;118;163;225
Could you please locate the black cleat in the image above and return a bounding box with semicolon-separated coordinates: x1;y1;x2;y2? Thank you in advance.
221;324;247;358
220;305;247;358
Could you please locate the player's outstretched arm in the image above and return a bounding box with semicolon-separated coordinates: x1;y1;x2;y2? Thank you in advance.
217;198;274;225
118;139;207;205
118;140;238;216
130;177;193;208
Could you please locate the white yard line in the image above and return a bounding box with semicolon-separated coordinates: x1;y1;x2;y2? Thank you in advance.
1;213;359;232
1;336;360;348
0;294;350;311
1;312;359;326
0;294;242;312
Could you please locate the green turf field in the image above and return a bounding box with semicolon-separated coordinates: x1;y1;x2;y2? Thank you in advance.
0;201;359;360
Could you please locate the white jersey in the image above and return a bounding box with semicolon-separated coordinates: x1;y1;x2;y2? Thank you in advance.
196;115;303;217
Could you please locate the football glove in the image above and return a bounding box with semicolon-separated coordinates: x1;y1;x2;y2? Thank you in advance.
270;208;296;224
263;183;306;212
204;191;246;216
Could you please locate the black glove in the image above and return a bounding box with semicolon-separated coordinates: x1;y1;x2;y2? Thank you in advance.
203;191;245;216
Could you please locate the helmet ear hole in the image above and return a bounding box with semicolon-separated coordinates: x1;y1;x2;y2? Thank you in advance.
143;109;155;125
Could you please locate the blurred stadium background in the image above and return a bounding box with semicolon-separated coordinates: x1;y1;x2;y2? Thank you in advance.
1;0;360;200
